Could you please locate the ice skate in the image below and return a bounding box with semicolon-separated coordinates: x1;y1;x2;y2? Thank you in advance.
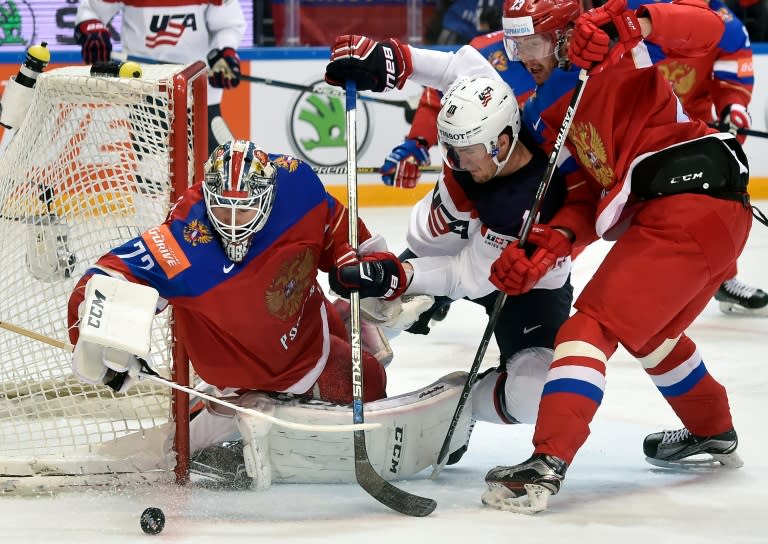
715;278;768;316
190;440;251;489
481;454;567;514
643;427;743;469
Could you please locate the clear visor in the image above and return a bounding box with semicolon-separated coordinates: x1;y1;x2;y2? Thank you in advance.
439;142;495;171
503;32;556;62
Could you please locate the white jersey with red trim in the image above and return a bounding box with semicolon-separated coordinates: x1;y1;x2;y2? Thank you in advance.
405;155;571;301
75;0;245;104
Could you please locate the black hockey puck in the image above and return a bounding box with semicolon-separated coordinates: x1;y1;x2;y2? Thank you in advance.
140;507;165;535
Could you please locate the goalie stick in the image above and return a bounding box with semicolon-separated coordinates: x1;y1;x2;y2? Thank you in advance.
0;320;381;434
344;79;436;517
430;69;591;479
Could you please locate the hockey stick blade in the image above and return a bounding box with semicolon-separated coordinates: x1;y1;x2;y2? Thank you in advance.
355;435;437;517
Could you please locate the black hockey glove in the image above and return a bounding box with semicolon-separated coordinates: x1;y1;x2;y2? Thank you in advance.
207;47;241;89
75;19;112;64
330;251;408;300
325;35;412;92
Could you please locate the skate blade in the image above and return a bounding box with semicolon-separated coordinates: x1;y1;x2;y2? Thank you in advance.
718;301;768;317
481;483;551;514
645;451;744;471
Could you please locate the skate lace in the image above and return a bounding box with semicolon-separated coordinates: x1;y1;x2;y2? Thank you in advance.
722;278;758;299
661;428;691;445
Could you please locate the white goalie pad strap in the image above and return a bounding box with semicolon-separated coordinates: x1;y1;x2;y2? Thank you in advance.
235;395;275;490
259;372;472;483
360;294;435;331
78;274;159;357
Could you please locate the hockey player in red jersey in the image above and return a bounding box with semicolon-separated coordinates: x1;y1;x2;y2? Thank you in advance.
324;0;752;514
67;140;407;407
624;0;767;315
478;0;750;512
74;0;245;153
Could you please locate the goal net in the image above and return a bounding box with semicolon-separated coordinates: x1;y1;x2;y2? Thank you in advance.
0;62;207;493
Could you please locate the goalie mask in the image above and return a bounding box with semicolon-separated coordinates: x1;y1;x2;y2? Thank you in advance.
437;76;521;177
203;140;277;263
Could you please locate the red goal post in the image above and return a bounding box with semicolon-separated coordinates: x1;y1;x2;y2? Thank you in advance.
0;61;207;492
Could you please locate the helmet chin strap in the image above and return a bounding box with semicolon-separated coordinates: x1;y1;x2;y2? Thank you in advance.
492;133;519;177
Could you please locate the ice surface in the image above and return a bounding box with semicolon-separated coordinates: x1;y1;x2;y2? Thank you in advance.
3;205;767;543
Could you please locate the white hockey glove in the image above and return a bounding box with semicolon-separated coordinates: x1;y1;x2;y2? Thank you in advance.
360;294;435;331
71;274;159;393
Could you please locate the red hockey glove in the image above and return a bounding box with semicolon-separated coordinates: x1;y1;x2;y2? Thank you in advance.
380;137;431;188
75;19;112;64
718;104;751;145
325;35;413;92
330;252;407;300
207;48;241;89
568;0;642;75
490;225;572;295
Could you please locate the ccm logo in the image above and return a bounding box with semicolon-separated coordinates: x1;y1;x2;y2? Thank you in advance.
389;426;405;473
86;289;107;328
669;171;703;184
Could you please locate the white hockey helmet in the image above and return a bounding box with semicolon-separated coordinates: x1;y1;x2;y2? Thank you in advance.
437;76;521;175
203;140;277;263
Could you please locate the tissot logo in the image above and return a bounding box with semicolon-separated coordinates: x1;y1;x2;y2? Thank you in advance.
289;79;371;167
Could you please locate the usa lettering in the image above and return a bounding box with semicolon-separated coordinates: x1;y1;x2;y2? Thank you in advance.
149;14;197;33
86;289;107;328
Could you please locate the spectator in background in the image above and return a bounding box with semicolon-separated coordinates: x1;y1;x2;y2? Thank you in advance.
74;0;246;154
431;0;504;45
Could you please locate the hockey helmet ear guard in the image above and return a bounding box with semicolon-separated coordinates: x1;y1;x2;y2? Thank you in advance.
203;140;277;263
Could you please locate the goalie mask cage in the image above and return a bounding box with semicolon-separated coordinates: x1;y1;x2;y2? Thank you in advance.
0;62;207;493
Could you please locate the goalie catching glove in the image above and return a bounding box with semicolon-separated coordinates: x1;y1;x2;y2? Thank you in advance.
325;34;413;92
71;274;160;393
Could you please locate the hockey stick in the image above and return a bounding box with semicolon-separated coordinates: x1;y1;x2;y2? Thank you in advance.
430;68;591;479
118;53;421;117
345;79;437;517
0;320;380;433
313;165;441;175
706;123;768;139
240;73;420;116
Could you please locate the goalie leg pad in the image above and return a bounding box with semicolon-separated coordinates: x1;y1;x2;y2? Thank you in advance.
264;372;473;483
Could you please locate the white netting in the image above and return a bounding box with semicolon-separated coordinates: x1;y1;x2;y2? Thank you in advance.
0;63;204;493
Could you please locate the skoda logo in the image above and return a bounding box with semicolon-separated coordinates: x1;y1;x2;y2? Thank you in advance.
288;80;371;167
0;0;36;47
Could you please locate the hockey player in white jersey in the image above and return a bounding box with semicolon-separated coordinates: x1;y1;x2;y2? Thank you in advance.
330;75;574;464
74;0;245;153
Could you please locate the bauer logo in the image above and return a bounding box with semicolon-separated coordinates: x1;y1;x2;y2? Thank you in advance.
0;0;35;47
288;79;371;167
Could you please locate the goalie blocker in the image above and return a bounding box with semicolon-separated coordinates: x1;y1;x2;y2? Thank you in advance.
189;372;474;487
